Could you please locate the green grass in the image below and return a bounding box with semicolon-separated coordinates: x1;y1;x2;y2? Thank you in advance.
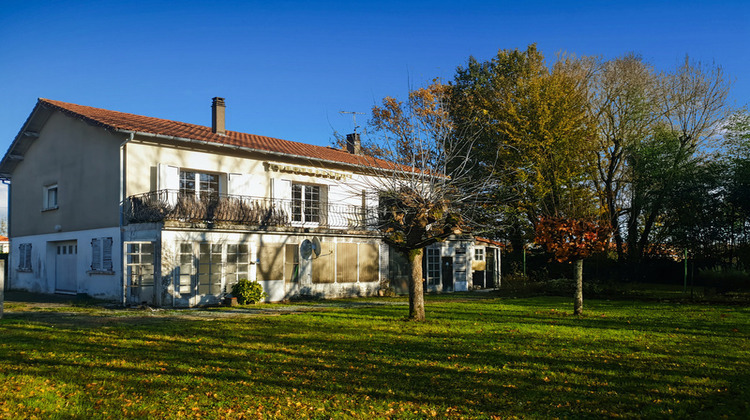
1;294;749;419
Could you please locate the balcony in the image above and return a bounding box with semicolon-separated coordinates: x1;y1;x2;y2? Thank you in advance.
123;190;377;231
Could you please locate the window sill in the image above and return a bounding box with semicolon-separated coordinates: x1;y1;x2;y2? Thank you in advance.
87;270;115;275
42;206;59;212
17;268;32;273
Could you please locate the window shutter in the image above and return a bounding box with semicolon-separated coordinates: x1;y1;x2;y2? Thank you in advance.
103;237;113;271
157;164;180;191
272;178;291;201
228;173;256;197
18;244;23;269
19;243;31;270
91;238;101;271
158;164;180;206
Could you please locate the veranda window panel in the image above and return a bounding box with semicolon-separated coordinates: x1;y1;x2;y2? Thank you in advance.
258;243;284;281
312;242;334;284
336;243;358;283
359;243;379;283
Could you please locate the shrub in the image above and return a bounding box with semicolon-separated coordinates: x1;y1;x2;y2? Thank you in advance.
231;279;267;304
697;267;750;293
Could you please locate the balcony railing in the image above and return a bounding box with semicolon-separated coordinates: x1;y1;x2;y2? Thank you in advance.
123;190;377;230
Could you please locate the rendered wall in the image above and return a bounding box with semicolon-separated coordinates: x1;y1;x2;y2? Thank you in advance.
9;227;122;301
10;112;122;237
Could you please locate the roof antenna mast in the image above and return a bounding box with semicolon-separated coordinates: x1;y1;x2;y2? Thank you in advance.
339;111;365;133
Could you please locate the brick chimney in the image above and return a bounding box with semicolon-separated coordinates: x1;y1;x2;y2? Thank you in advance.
346;133;361;155
211;97;226;135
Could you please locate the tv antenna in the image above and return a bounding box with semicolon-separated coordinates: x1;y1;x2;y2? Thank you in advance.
340;110;365;133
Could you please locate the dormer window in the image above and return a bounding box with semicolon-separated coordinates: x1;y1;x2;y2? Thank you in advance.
43;184;58;211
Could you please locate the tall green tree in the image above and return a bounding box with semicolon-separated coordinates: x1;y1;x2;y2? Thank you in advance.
452;45;608;313
451;45;599;235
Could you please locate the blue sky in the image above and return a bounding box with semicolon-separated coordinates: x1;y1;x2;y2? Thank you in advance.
0;0;748;159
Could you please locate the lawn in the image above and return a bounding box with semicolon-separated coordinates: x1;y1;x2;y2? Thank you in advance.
0;292;748;419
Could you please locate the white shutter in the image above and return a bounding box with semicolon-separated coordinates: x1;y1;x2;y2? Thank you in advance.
157;164;179;191
157;164;179;205
327;185;347;205
272;179;291;201
228;173;254;196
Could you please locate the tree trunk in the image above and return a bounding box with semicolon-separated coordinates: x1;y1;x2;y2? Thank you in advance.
573;258;583;316
407;248;426;321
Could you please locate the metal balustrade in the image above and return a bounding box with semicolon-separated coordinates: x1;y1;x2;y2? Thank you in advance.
123;190;377;230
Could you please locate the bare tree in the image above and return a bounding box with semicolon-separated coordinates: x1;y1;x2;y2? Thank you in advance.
628;57;732;263
358;81;495;321
588;54;661;261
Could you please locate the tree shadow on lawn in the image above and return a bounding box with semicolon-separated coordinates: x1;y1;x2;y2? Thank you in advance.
2;303;749;418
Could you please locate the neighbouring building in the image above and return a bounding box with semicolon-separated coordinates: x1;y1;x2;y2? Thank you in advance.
0;98;497;306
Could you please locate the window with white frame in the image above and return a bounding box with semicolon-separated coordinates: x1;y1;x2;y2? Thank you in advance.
225;244;250;292
43;184;58;210
178;243;194;294
291;183;321;223
180;170;219;200
198;243;223;295
18;243;32;271
474;247;485;261
91;237;113;272
426;248;441;285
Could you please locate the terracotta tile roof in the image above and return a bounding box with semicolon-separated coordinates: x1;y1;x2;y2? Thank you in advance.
475;237;505;248
39;98;392;170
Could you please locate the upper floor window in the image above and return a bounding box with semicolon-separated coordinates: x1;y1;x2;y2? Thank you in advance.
43;184;58;211
292;183;320;223
180;170;219;200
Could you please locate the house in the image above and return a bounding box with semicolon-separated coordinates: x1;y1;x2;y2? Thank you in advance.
0;97;495;306
387;235;502;294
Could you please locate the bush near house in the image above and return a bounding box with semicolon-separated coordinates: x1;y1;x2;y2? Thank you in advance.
231;278;267;304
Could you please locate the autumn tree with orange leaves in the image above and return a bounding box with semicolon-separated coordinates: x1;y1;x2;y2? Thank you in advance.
535;218;610;315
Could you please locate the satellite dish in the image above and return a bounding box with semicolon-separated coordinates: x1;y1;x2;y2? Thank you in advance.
312;237;322;258
300;239;313;260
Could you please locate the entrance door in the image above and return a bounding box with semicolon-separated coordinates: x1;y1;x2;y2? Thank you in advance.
55;241;78;294
441;256;454;291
